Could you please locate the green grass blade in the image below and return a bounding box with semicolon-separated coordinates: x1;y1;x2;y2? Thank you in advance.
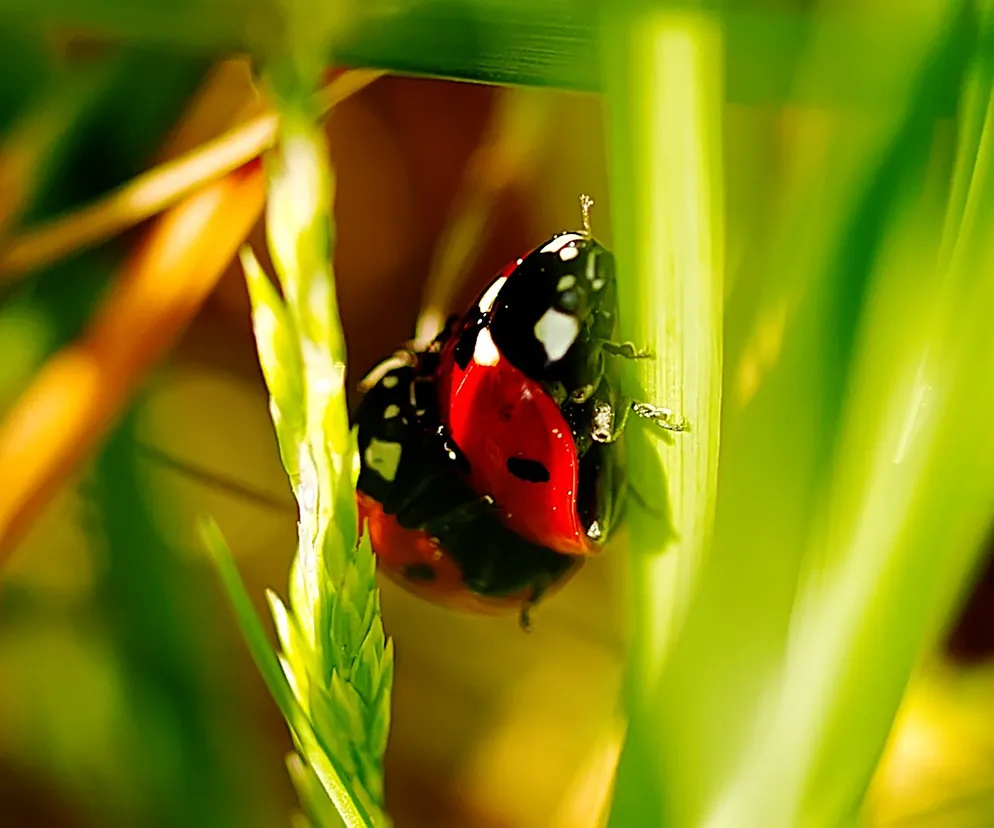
714;68;994;827
600;6;724;826
334;5;969;112
601;0;994;826
1;2;976;110
287;752;347;828
199;517;371;828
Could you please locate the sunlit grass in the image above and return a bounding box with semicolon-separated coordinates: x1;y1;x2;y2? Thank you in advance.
1;3;994;828
602;2;994;827
600;6;724;826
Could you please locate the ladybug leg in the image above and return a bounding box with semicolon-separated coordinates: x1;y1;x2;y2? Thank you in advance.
590;398;689;442
518;604;534;633
518;591;539;633
600;340;653;360
590;399;628;444
630;402;690;434
589;376;634;443
518;571;560;632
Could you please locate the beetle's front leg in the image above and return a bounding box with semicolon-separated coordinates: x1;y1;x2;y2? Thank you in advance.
590;398;689;443
630;402;689;434
590;398;629;444
600;340;653;360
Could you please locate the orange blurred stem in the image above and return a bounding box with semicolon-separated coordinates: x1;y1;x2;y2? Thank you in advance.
0;160;266;564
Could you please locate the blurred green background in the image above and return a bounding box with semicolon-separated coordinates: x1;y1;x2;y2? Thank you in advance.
2;3;994;827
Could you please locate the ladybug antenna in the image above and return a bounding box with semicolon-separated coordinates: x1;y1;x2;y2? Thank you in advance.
579;193;594;236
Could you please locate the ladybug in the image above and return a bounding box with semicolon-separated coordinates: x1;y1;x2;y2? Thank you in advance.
353;352;581;629
434;195;685;556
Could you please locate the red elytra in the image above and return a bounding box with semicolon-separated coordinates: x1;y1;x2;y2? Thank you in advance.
357;493;544;613
436;337;598;557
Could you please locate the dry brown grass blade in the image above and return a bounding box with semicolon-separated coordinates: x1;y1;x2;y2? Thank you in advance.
0;160;266;564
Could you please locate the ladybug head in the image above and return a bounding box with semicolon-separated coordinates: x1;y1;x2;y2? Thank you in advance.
485;232;618;374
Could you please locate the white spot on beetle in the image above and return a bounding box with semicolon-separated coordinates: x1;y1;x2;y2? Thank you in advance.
382;375;398;388
541;233;584;254
591;279;605;291
473;328;500;366
556;274;576;291
559;245;579;262
478;276;507;313
534;308;580;362
383;404;400;419
364;439;402;482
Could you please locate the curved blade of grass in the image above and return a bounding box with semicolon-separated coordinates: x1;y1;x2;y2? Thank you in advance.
777;69;994;828
601;0;985;826
287;752;347;828
200;517;370;828
600;6;724;826
694;4;987;825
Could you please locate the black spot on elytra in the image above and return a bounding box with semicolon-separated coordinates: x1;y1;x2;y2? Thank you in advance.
506;456;550;483
403;563;436;582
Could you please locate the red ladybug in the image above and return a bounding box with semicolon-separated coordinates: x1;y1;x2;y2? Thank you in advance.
434;197;681;556
353;196;684;623
353;355;581;628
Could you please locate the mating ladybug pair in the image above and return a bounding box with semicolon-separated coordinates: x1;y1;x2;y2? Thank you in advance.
352;197;685;629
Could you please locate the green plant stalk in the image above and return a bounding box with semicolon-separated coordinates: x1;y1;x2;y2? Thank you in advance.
206;81;392;826
600;7;724;826
287;751;348;828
